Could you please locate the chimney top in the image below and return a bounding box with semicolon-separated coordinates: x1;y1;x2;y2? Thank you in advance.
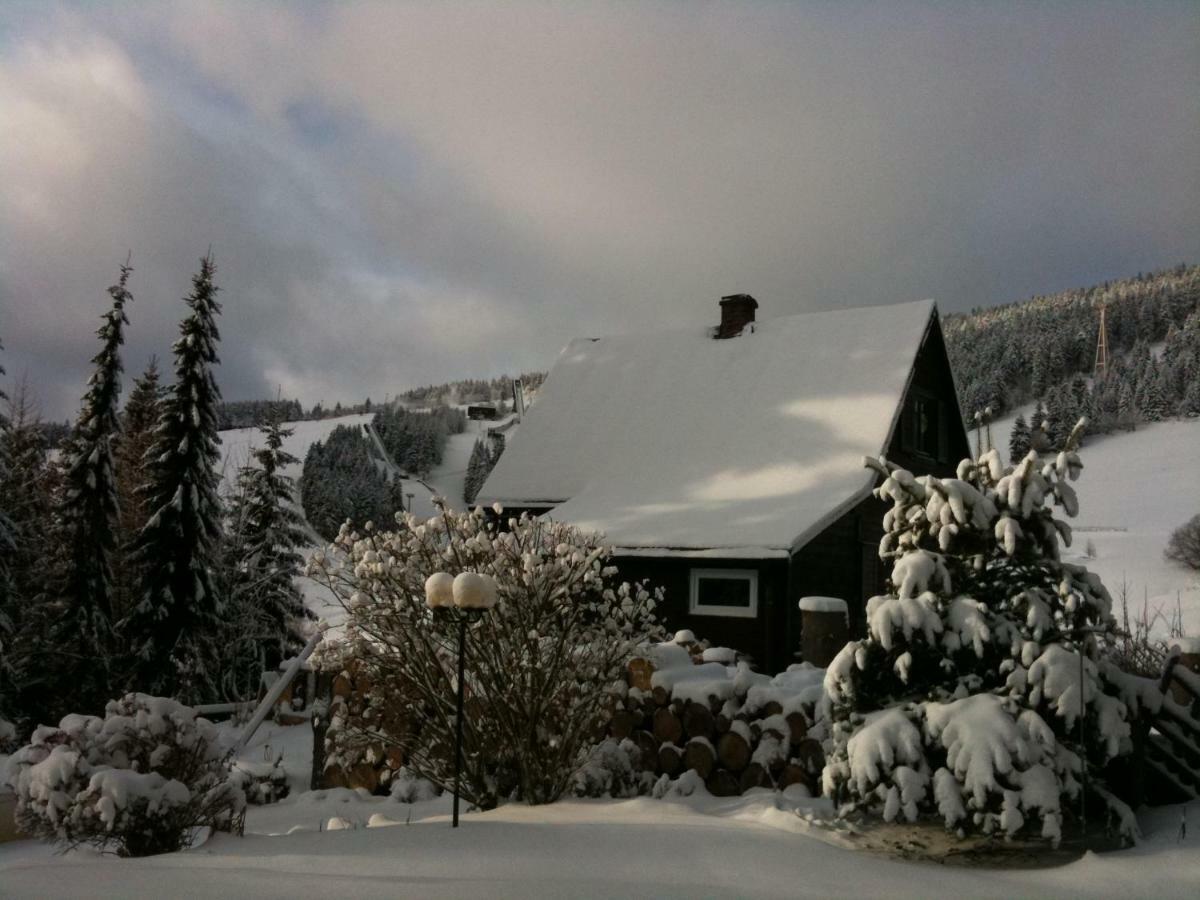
716;293;758;339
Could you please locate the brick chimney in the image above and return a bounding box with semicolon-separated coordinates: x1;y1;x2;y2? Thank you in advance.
716;294;758;339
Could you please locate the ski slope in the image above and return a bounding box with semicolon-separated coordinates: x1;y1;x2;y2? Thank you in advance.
217;413;375;495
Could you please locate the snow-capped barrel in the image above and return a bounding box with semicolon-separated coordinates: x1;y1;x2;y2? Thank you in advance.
716;293;758;339
798;596;849;668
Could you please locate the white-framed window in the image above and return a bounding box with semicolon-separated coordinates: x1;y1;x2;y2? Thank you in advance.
689;568;758;618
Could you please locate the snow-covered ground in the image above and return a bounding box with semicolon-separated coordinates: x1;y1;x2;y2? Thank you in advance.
987;411;1200;636
1;717;1196;900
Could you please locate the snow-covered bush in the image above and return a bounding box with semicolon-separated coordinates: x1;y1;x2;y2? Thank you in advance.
388;767;441;803
572;738;655;798
308;501;663;808
823;422;1135;845
231;757;289;805
7;694;245;856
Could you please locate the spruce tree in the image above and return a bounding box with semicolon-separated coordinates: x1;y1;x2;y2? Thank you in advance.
57;261;133;678
114;357;164;620
226;413;311;670
1116;376;1137;431
1007;414;1031;464
1139;366;1171;422
0;379;58;730
124;255;225;702
823;424;1133;844
0;339;16;691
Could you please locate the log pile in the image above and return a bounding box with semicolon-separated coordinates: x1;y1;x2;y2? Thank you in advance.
610;641;827;797
318;660;412;793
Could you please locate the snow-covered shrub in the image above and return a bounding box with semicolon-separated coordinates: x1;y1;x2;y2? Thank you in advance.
308;502;663;808
8;693;245;856
231;757;289;805
389;767;441;803
572;738;655;798
823;423;1135;845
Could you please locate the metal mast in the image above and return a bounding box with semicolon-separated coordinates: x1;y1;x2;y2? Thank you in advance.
1094;303;1110;379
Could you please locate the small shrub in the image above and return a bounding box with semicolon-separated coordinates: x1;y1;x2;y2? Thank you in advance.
231;757;289;805
8;694;245;856
1165;514;1200;571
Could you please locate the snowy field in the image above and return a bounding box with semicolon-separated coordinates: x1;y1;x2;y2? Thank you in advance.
2;718;1196;899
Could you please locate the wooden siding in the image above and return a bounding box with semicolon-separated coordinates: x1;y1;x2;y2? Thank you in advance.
612;555;789;670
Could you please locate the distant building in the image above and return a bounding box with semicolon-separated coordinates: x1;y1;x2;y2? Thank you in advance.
467;403;499;421
480;294;969;671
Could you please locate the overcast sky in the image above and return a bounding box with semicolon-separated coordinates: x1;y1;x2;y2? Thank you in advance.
1;1;1197;420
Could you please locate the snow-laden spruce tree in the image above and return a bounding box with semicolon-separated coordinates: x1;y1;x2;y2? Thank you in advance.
822;421;1132;845
56;261;133;694
113;357;164;621
223;413;312;676
123;255;225;703
308;501;662;808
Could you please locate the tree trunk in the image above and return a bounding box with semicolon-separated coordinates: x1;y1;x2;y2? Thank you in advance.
653;707;683;745
658;743;684;777
683;702;715;742
684;738;716;779
717;730;751;772
634;730;659;773
706;769;740;797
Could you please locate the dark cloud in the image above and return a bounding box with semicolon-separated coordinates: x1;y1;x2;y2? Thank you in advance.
1;1;1197;418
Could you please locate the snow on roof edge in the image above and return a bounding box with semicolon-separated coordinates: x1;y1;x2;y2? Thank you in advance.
612;545;790;560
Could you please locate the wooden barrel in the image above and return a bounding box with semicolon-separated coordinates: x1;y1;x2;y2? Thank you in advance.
799;596;849;667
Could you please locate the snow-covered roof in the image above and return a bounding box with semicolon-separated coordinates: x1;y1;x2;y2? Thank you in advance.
480;299;938;556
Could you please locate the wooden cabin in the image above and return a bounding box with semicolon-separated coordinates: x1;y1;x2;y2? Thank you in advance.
479;295;969;672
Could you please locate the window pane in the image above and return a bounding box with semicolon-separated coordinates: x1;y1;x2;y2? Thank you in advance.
697;576;751;608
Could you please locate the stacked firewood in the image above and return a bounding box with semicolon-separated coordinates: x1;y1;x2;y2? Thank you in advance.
611;647;826;797
317;660;411;793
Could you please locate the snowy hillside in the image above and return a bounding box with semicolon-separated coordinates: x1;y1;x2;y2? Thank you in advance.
217;413;375;494
217;411;516;634
985;411;1200;635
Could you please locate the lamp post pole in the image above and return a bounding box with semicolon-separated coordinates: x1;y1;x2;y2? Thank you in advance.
424;570;498;829
452;612;469;828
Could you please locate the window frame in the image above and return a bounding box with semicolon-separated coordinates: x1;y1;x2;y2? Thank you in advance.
900;388;948;463
688;568;759;619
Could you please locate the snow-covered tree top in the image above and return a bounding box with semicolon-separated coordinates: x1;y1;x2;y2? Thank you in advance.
481;299;940;554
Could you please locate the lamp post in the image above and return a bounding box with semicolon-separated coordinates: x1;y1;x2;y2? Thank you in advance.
424;570;498;827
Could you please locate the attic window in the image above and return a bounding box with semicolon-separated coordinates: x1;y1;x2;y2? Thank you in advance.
689;568;758;618
900;390;947;462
